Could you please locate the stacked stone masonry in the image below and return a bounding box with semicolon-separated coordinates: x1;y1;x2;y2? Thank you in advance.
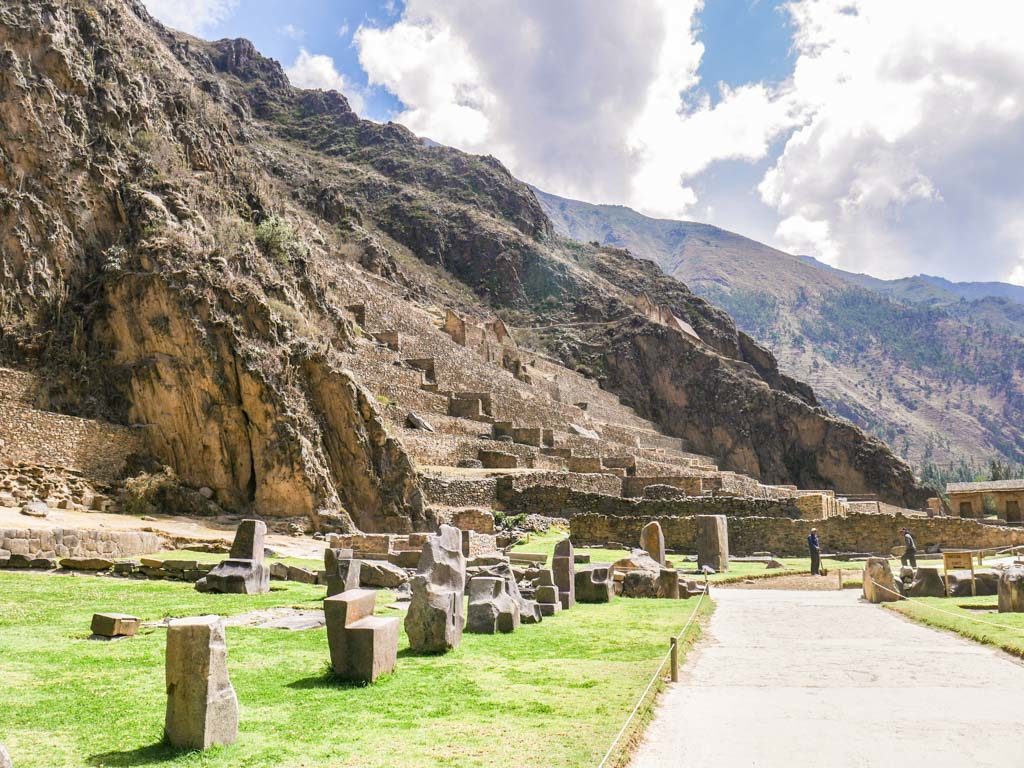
0;367;145;482
571;512;1024;557
0;526;164;559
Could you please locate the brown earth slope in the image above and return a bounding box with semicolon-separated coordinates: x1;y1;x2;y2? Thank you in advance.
0;0;931;519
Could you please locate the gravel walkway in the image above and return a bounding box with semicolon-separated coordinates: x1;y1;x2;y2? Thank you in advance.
631;588;1024;767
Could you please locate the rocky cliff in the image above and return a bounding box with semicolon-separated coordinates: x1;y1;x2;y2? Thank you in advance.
0;0;931;517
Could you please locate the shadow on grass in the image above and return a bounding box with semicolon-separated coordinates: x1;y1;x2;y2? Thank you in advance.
287;668;372;690
88;742;179;766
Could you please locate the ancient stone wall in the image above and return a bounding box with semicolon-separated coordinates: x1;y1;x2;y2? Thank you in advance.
495;472;623;504
508;489;802;520
0;526;164;559
0;368;145;482
419;475;498;507
570;512;1024;556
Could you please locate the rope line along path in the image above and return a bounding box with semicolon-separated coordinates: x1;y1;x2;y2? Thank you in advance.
870;578;1024;633
595;579;708;768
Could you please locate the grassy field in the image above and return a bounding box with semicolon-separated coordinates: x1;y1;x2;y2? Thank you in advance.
511;528;873;584
886;596;1024;658
0;570;712;768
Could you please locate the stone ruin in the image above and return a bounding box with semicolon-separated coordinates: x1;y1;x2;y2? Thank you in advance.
575;566;614;603
467;576;520;634
196;519;270;595
552;537;575;610
164;615;239;750
90;612;140;639
533;568;561;616
325;589;399;683
405;524;466;653
998;566;1024;612
697;515;729;572
861;557;900;603
612;549;681;600
324;547;361;598
640;520;666;566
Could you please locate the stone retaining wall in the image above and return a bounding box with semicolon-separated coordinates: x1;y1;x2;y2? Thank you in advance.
506;488;803;520
495;473;623;504
0;527;164;560
570;512;1024;556
0;367;145;481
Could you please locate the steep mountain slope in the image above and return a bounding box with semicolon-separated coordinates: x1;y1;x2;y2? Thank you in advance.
0;0;929;518
536;188;1024;468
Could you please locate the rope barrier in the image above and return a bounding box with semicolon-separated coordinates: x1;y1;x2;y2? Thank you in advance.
595;579;708;768
870;578;1024;633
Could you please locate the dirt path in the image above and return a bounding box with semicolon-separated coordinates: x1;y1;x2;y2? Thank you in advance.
631;589;1024;767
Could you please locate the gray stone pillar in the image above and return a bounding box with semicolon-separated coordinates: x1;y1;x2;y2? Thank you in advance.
553;537;575;609
164;616;239;750
696;515;729;572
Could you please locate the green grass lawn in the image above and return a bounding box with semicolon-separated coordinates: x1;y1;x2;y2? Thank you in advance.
886;596;1024;658
511;528;871;584
0;571;712;768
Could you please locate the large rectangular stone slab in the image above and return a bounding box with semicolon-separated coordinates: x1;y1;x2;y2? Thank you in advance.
697;515;729;572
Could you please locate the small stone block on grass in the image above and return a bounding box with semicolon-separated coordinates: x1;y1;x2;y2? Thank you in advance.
91;612;141;638
325;589;399;683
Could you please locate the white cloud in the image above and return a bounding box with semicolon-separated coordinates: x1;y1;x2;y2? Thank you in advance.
285;49;365;115
337;22;350;38
279;23;305;41
144;0;237;35
353;0;1024;282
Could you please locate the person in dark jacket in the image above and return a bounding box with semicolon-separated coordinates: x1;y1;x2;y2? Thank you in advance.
900;528;917;568
808;528;821;575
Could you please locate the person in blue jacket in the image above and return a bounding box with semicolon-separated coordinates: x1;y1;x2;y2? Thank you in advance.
808;528;821;575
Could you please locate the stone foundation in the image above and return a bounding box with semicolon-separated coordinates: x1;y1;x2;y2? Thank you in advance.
0;526;164;560
570;512;1024;556
507;489;803;520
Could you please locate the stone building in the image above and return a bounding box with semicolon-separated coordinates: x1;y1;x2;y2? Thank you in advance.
946;480;1024;522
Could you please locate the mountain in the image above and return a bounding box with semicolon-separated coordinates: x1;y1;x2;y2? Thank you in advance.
535;188;1024;470
0;0;928;520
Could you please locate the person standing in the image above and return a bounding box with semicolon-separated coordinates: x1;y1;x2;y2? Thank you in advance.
900;528;917;569
808;527;821;575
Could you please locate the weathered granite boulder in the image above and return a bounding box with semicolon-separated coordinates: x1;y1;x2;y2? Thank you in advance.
360;559;409;588
640;521;666;566
697;515;729;572
575;566;614;603
998;566;1024;613
621;570;658;598
325;548;361;597
164;616;238;750
467;576;519;634
286;565;318;584
60;557;114;571
553;538;575;610
91;613;140;638
325;589;399;683
405;412;435;432
862;557;900;603
229;519;266;561
612;550;662;575
405;525;466;653
197;559;270;594
657;568;680;599
906;566;947;598
472;562;542;624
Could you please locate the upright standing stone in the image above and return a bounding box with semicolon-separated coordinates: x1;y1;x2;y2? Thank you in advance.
534;568;561;616
325;589;399;683
998;566;1024;612
324;548;361;598
552;538;575;610
405;525;467;653
467;577;520;633
197;519;270;594
229;519;266;560
164;616;239;750
640;521;666;566
862;557;900;603
696;515;729;572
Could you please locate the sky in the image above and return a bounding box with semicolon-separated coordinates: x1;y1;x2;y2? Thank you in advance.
144;0;1024;285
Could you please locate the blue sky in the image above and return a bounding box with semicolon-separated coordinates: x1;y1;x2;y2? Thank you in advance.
145;1;1024;285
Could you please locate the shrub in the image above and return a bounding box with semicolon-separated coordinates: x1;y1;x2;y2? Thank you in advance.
255;215;308;265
